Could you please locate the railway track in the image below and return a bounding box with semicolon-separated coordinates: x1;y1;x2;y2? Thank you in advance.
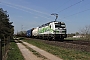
26;38;90;52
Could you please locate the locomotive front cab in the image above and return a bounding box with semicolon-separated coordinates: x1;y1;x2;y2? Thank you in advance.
53;21;67;39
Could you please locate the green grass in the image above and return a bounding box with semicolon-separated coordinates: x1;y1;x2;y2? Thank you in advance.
65;37;83;40
65;37;90;41
24;39;90;60
7;41;24;60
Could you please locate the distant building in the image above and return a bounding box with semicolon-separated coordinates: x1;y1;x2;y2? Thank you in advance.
73;35;85;38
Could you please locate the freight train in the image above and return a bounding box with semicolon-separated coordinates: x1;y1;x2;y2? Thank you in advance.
26;21;67;40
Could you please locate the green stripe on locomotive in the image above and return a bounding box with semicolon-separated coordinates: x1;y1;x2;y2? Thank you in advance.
39;26;53;33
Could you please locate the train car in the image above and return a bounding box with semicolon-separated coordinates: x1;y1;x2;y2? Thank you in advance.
32;21;67;40
32;27;39;38
26;29;33;37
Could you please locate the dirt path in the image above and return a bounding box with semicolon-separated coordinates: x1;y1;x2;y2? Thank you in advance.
20;40;63;60
16;42;42;60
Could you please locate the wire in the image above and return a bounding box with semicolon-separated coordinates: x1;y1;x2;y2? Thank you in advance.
57;0;84;13
61;8;90;19
47;0;72;19
46;0;84;20
53;0;72;12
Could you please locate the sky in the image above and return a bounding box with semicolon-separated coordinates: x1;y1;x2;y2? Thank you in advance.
0;0;90;34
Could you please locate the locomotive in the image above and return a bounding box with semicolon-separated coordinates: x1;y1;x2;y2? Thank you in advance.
26;21;67;40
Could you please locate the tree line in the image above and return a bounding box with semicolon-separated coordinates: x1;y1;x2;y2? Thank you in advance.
0;8;14;40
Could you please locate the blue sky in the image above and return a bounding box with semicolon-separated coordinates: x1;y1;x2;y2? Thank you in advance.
0;0;90;34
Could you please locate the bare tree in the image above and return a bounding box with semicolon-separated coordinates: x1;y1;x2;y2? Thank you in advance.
79;25;90;40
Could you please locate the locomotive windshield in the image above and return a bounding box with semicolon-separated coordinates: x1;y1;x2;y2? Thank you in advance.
55;23;60;28
55;22;66;28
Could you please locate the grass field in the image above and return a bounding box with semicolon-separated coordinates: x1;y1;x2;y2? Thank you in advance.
65;37;90;41
65;37;83;40
7;41;24;60
24;38;90;60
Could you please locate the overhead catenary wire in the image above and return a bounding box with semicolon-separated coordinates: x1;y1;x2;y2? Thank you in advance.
52;0;72;12
45;0;85;21
1;0;85;21
57;0;84;13
15;0;80;20
62;8;90;19
47;0;72;20
1;0;89;22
